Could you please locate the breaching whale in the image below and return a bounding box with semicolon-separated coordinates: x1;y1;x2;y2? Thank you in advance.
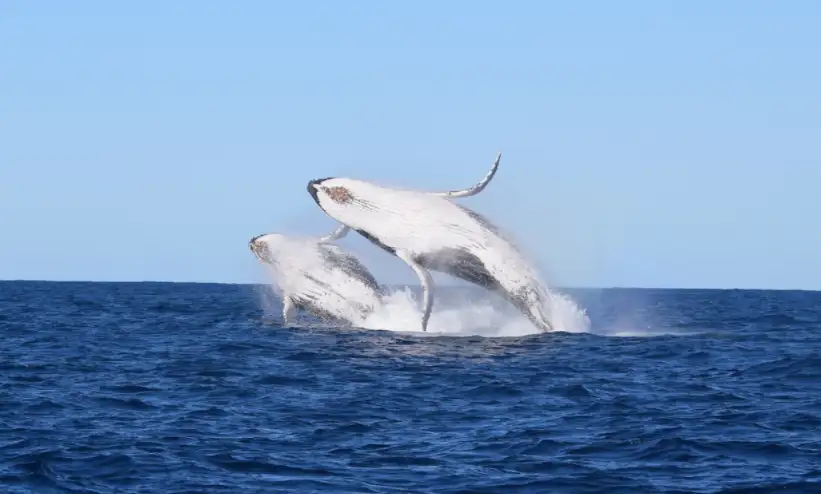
305;153;554;333
249;231;384;328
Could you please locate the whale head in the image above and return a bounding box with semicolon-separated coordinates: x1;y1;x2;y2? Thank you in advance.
307;177;370;223
249;233;289;265
308;177;353;203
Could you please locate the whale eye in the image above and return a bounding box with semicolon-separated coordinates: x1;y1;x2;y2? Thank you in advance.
325;186;353;204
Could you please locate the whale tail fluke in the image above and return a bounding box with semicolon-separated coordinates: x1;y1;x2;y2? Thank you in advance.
431;152;501;199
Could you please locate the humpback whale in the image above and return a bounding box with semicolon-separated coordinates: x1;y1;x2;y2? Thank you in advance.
305;153;554;333
249;231;384;327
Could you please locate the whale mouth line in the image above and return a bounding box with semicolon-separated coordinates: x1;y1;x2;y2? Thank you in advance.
307;177;334;207
306;182;320;205
249;234;265;246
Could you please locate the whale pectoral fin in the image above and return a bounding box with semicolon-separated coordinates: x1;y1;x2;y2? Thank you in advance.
430;152;501;199
282;296;296;326
396;249;434;332
318;224;350;243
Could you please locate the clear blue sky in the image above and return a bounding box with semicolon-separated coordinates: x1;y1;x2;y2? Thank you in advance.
2;1;819;289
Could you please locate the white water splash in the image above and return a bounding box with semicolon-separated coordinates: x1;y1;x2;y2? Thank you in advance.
255;273;591;337
335;285;590;337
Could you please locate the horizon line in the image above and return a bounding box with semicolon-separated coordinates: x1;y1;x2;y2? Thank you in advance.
1;278;819;293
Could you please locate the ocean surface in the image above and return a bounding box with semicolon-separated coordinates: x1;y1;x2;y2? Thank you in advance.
1;280;820;493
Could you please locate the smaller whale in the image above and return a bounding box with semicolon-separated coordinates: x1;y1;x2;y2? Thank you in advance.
249;231;384;327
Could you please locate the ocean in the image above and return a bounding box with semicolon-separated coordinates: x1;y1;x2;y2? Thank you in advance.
1;280;819;493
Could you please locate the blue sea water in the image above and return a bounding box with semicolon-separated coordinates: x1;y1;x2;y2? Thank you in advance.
1;280;820;493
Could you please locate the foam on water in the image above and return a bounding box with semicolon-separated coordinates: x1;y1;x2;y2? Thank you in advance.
597;327;697;338
360;286;592;337
257;276;591;337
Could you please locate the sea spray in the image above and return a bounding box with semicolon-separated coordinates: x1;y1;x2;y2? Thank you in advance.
257;279;591;337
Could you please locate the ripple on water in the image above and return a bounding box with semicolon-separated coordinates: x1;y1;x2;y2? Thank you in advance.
1;282;821;492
